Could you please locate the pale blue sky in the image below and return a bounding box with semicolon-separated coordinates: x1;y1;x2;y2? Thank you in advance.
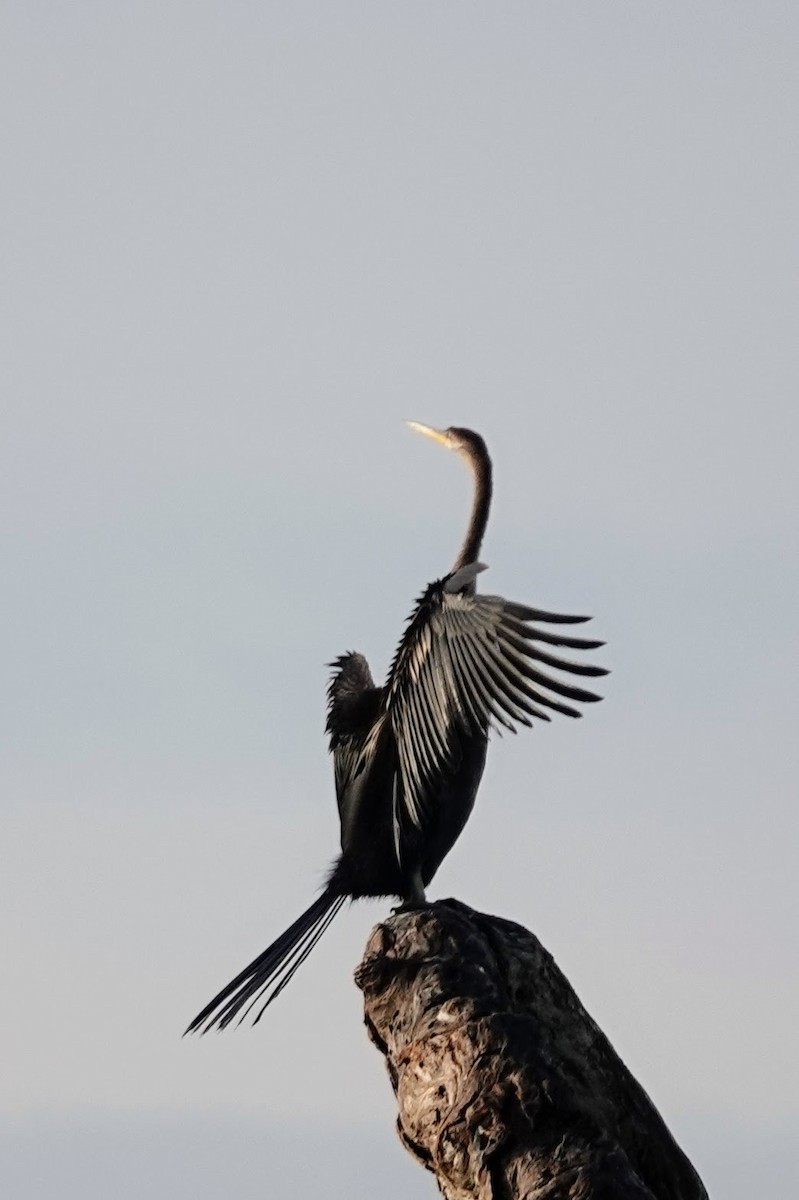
2;4;797;1197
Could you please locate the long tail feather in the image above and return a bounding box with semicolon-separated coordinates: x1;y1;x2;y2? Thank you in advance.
185;886;346;1035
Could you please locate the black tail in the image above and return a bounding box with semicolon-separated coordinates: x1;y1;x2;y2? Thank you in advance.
185;886;347;1034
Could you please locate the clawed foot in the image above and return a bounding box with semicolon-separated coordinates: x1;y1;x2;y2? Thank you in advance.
390;868;427;913
391;899;429;914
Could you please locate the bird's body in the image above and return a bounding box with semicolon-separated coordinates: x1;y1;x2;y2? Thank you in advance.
186;424;606;1034
326;644;488;902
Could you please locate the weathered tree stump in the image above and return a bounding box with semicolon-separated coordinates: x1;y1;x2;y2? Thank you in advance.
355;899;707;1200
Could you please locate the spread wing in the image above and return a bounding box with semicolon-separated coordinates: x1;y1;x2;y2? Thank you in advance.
386;564;607;839
325;652;384;846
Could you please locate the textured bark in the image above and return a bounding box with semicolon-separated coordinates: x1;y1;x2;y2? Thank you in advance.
355;899;708;1200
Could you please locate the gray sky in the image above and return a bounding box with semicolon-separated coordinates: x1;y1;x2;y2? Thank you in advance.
2;4;797;1197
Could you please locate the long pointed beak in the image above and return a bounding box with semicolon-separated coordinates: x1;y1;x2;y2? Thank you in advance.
406;420;451;448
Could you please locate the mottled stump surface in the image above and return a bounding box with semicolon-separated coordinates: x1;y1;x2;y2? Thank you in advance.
355;899;707;1200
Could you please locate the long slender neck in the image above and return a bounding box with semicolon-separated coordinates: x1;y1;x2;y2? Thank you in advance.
452;447;492;571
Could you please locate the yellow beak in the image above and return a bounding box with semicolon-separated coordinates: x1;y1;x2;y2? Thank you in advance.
406;420;451;448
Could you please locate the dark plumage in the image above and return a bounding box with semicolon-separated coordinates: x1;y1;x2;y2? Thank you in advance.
186;423;606;1033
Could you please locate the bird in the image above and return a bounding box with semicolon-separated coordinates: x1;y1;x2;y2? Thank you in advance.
185;423;606;1033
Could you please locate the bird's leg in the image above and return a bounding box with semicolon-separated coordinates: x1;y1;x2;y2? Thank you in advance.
407;867;427;904
392;869;427;913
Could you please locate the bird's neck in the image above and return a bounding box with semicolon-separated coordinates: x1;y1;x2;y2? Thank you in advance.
453;453;492;572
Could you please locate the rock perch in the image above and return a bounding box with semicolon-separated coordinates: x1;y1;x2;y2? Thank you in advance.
355;899;707;1200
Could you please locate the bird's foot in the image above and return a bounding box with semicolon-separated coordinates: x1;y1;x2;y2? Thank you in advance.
392;871;427;913
388;868;427;912
391;899;428;914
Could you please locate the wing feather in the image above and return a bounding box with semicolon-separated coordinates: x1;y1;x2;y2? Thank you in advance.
325;653;383;842
386;570;607;841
